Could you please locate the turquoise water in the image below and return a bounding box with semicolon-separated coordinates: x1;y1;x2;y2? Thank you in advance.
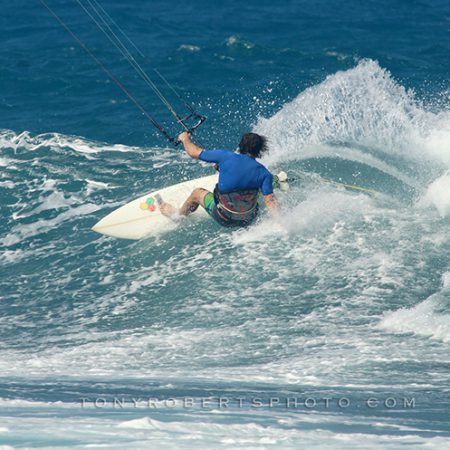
1;0;450;448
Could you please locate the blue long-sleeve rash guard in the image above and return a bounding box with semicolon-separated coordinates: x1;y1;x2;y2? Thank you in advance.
198;149;273;195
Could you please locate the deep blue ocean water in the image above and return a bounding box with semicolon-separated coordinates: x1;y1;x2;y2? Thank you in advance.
1;0;450;448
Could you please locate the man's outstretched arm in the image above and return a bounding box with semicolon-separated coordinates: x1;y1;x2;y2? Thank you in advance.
178;132;203;159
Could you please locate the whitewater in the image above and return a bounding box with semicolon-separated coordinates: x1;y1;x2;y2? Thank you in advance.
1;56;450;448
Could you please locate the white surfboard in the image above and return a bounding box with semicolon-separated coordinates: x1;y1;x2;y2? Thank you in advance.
92;174;219;240
92;171;288;240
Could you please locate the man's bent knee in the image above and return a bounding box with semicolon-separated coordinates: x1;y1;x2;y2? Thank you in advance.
193;187;208;195
192;188;209;204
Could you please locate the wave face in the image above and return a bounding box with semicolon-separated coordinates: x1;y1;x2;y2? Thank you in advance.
1;0;450;448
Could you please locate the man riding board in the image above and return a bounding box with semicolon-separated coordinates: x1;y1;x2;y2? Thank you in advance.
159;131;278;227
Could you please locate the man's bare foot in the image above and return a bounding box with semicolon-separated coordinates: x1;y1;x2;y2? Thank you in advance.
159;201;179;219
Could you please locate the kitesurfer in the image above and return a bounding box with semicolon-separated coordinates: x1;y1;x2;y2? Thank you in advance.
159;132;278;227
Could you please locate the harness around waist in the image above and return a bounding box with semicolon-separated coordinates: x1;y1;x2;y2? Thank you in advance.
213;185;259;222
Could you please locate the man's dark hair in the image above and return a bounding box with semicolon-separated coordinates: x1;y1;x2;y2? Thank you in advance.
238;133;268;158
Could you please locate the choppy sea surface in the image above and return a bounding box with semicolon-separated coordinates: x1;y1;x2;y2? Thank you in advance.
1;0;450;448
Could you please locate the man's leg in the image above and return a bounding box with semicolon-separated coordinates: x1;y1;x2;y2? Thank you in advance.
179;188;209;216
160;188;210;218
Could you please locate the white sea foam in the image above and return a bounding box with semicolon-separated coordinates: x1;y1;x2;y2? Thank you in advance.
0;129;148;154
111;415;450;449
0;180;15;188
441;271;450;288
85;179;111;190
418;170;450;217
378;296;450;343
13;188;76;220
231;188;373;245
0;398;72;408
1;203;100;246
284;189;372;235
226;35;255;49
85;178;115;196
178;44;201;52
0;408;448;450
257;59;450;172
378;271;450;343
